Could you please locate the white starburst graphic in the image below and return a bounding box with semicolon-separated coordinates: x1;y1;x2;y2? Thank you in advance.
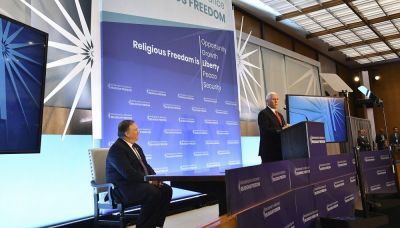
236;17;262;113
20;0;95;139
286;65;319;95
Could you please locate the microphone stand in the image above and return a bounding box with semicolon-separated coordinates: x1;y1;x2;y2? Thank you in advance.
380;101;389;144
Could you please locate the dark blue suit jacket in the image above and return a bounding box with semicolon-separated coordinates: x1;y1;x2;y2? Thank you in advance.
258;107;286;162
106;138;155;186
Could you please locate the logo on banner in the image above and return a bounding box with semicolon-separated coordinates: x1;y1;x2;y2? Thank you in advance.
203;97;217;103
108;83;132;92
326;201;339;211
204;119;219;124
163;103;182;110
386;181;396;187
146;89;166;96
334;179;345;188
217;150;230;155
147;141;168;146
164;129;183;134
193;151;209;157
177;93;194;100
215;109;228;114
377;169;387;175
350;176;356;183
179;117;195;123
164;152;183;158
238;177;261;193
370;184;382;191
344;194;355;203
145;154;152;160
179;140;196;146
263;202;281;218
154;167;169;173
192;106;207;112
318;163;332;171
380;154;390;160
283;221;295;228
337;160;348;168
228;160;241;165
128;99;151;107
140;128;152;134
147;115;167;121
225;100;237;106
364;156;375;162
313;185;327;195
206;162;221;168
310;136;326;144
294;166;311;176
225;120;238;125
227;140;240;144
302;210;319;223
205;140;220;145
271;171;287;182
193;130;208;135
108;113;132;120
180;164;197;171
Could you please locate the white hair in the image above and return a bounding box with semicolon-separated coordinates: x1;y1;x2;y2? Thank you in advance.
266;92;278;101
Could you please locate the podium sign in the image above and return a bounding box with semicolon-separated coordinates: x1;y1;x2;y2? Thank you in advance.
281;121;327;160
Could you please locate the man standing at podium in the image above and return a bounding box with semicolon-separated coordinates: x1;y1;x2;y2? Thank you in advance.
258;92;287;163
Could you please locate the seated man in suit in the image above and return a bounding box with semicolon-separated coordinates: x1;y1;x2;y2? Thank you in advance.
375;128;388;150
258;92;287;163
357;129;371;151
106;120;172;228
390;127;400;146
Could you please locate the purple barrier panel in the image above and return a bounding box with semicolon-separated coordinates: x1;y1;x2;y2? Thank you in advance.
334;153;355;177
225;161;291;214
288;159;311;189
327;174;358;218
309;156;335;183
341;181;357;218
360;150;392;171
380;167;397;194
295;186;319;228
348;173;357;190
313;181;332;218
363;167;396;194
308;122;328;158
236;192;295;228
384;178;397;193
309;153;356;183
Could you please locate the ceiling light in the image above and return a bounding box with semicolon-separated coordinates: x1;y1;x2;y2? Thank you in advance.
354;76;360;82
374;75;381;80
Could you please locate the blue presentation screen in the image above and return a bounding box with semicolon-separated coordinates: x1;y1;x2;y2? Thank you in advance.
286;95;347;143
0;14;48;154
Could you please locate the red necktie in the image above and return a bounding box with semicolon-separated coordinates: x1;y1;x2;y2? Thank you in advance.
275;111;283;127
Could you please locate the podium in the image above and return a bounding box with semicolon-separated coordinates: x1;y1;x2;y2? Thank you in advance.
281;121;327;160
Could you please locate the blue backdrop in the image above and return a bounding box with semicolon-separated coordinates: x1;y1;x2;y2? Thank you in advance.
101;21;242;173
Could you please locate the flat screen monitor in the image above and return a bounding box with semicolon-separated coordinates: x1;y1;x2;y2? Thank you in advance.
0;14;48;154
286;95;347;143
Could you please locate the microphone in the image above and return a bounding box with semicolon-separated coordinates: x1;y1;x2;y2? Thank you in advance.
284;107;309;122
